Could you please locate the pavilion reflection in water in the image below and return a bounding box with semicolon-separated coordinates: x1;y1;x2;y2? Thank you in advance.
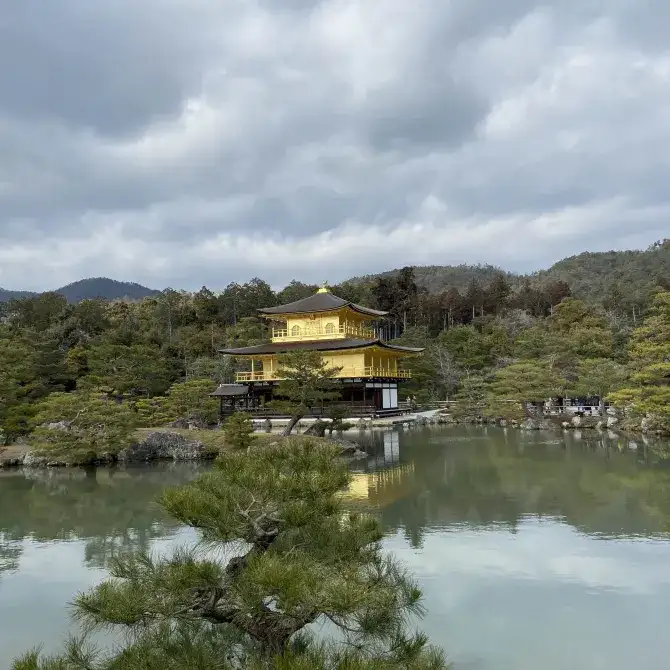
345;430;416;508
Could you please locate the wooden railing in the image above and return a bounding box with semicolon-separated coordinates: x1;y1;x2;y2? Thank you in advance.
221;403;379;418
272;324;375;341
236;367;412;382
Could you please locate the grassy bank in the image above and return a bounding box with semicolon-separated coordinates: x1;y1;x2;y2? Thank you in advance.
1;428;353;468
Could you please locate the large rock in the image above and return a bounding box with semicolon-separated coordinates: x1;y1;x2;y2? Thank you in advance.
22;451;69;467
571;415;582;428
46;420;71;431
607;416;619;429
641;416;653;434
119;431;211;462
522;418;553;431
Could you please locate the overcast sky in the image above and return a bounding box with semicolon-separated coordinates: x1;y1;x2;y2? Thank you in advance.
1;0;668;291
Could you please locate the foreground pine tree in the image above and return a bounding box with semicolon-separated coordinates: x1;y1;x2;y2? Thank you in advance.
15;438;446;669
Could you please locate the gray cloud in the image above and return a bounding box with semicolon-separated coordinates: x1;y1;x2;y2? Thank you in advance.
0;0;668;291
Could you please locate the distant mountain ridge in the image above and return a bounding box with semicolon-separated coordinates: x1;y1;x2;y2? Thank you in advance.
1;241;668;304
0;278;160;303
348;241;670;303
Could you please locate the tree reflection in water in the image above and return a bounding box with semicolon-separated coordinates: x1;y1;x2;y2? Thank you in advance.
2;428;670;572
0;462;205;571
348;426;670;548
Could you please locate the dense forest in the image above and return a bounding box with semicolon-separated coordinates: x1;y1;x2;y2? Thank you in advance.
1;240;669;452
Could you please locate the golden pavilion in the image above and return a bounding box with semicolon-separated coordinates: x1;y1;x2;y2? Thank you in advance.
215;286;423;416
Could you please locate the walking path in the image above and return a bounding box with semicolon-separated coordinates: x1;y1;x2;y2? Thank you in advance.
253;408;442;430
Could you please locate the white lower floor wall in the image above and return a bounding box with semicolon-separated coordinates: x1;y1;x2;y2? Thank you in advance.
366;382;398;409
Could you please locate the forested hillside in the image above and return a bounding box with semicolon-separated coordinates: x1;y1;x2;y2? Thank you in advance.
537;239;670;304
54;278;160;302
350;264;516;294
0;288;35;302
350;239;670;311
2;241;668;309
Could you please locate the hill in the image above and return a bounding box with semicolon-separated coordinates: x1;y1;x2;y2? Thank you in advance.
536;240;670;302
349;264;517;293
54;278;160;302
0;288;37;302
0;278;159;303
346;241;670;303
2;240;668;306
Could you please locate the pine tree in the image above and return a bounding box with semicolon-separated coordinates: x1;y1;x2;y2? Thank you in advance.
164;379;219;427
488;360;561;418
14;439;446;669
609;291;670;433
28;391;139;464
452;374;488;419
572;358;627;417
270;351;342;436
224;412;257;450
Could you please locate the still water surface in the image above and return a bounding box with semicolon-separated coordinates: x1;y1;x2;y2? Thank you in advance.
2;427;670;669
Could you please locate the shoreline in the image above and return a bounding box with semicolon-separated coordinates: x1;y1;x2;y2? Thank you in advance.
0;429;366;470
1;412;666;469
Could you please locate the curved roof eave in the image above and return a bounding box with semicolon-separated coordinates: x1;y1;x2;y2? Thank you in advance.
218;338;423;356
256;291;387;318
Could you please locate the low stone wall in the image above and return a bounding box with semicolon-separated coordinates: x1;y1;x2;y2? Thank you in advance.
431;412;621;432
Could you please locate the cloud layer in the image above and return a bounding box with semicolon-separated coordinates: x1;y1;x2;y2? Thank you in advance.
1;0;668;290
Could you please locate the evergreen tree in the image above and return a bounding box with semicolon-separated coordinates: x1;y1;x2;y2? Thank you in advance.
14;440;445;669
82;343;174;398
572;359;628;417
28;391;139;464
488;361;561;418
275;280;318;305
224;412;257;450
483;272;511;314
163;379;219;427
270;351;342;436
452;374;488;419
609;291;670;433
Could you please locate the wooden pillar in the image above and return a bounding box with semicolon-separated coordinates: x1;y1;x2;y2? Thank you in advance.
250;358;255;380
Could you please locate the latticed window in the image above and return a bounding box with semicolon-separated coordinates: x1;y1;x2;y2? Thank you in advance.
291;325;301;336
325;322;335;334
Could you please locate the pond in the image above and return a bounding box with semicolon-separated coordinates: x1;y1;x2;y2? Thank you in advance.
2;426;670;669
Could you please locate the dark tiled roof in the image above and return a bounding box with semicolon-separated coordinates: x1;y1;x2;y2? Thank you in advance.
219;338;423;356
209;384;250;396
258;291;387;318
